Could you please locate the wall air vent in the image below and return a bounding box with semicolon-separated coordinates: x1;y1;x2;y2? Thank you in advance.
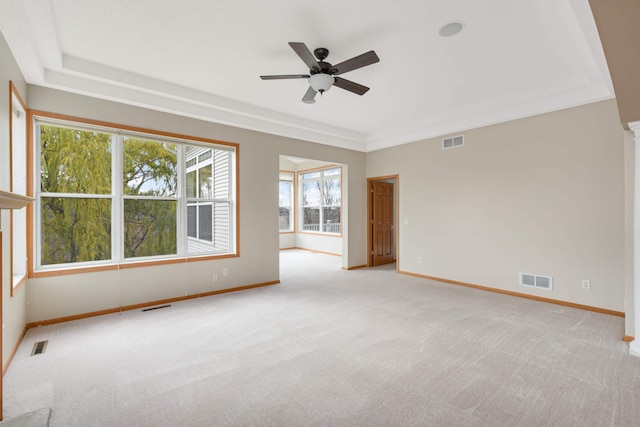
31;340;48;356
520;273;553;291
142;304;171;312
443;135;464;149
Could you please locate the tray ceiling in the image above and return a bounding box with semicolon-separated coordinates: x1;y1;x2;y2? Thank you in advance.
0;0;614;152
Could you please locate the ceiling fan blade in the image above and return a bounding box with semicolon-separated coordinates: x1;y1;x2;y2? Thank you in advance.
289;42;320;72
260;74;310;80
333;77;370;95
331;51;380;75
302;86;317;103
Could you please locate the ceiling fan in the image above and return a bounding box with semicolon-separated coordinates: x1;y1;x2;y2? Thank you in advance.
260;42;380;104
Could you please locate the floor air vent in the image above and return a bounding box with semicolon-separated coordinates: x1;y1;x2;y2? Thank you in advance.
142;304;171;312
520;273;553;291
443;135;464;149
31;340;48;356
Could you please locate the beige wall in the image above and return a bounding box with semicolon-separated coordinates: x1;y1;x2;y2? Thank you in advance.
367;100;626;313
0;33;28;368
624;130;635;335
25;86;366;323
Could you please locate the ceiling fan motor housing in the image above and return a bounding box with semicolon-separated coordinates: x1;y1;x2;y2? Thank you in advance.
313;47;329;61
311;48;338;75
311;61;335;75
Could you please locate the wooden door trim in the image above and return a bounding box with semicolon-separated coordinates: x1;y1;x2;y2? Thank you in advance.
367;175;399;270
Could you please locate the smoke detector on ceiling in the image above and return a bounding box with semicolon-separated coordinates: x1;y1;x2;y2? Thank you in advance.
439;21;465;37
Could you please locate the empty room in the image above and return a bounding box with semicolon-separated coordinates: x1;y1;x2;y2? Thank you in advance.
0;0;639;425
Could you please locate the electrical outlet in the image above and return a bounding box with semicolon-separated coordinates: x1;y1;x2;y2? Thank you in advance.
417;257;423;264
582;279;591;290
223;268;229;277
212;274;218;283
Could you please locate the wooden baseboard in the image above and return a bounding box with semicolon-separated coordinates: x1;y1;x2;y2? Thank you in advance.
624;335;635;342
293;247;342;257
399;271;625;318
342;264;368;271
26;280;280;328
3;326;27;376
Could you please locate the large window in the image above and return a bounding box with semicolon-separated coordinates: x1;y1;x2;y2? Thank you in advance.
279;171;294;232
35;117;236;271
299;167;341;234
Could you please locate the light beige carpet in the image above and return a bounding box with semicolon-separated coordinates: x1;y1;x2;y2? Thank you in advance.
3;250;640;426
0;408;50;427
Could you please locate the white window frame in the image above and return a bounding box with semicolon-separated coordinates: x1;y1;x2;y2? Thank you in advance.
186;150;214;242
34;116;237;272
279;171;294;232
185;146;233;253
298;166;342;235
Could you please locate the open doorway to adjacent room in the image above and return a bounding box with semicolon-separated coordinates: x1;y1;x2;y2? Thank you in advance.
279;155;346;272
367;175;398;268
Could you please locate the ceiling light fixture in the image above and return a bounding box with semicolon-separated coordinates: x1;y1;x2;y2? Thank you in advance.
439;21;464;37
309;73;335;94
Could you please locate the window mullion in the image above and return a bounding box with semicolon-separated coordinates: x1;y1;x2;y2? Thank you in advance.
113;133;123;263
177;144;186;257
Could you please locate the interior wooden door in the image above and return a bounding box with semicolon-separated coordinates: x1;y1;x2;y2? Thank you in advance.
372;181;394;266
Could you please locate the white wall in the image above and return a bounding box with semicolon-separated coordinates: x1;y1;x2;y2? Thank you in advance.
296;233;342;255
25;86;366;323
367;100;626;313
279;233;297;249
0;32;28;369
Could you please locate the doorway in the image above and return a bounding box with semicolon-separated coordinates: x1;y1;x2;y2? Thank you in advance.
279;155;347;271
367;175;398;267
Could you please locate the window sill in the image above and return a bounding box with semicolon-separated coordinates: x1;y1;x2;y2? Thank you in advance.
0;190;33;210
31;252;238;278
12;274;27;296
297;231;343;238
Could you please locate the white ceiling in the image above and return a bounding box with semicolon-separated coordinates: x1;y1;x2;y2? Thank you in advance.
0;0;614;152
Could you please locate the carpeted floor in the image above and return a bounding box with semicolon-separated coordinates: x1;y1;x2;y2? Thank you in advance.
3;250;640;426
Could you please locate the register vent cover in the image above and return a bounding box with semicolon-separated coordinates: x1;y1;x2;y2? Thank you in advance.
443;135;464;149
31;340;48;356
520;273;553;291
142;304;171;312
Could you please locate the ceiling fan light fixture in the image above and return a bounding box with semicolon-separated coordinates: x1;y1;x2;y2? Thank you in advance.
309;73;335;93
